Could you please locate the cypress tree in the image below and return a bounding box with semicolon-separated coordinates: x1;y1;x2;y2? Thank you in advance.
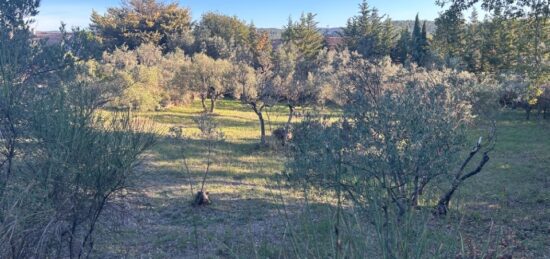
411;15;430;66
434;9;467;67
391;28;411;64
464;8;483;73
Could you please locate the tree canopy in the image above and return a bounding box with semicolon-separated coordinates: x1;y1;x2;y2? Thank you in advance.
91;0;193;51
342;0;396;60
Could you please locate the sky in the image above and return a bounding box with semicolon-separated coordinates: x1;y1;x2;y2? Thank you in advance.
33;0;454;31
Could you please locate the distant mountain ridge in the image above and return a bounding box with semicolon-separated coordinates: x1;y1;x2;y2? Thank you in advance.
259;20;436;40
33;21;436;45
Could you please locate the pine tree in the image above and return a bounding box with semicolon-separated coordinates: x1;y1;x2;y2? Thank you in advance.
391;29;411;64
343;0;395;60
434;9;467;67
410;15;430;66
464;8;482;73
483;12;518;72
480;14;500;72
282;13;324;78
380;17;396;57
497;18;518;71
282;16;297;43
296;13;324;62
411;14;422;49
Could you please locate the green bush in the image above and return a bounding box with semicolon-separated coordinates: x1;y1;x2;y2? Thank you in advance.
0;10;156;256
286;63;495;257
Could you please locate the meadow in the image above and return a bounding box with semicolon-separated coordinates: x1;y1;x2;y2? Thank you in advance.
93;100;550;258
2;0;548;257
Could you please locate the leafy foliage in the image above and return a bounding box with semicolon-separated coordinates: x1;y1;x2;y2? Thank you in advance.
100;44;187;111
174;53;233;112
91;0;193;51
282;13;325;64
0;2;156;257
286;63;497;256
343;1;396;60
194;12;250;59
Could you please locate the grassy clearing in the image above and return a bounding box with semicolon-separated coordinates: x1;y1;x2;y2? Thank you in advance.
451;111;550;258
93;101;549;258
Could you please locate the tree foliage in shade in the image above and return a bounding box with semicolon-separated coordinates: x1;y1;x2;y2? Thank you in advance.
463;8;483;73
436;0;549;75
0;0;40;28
391;28;411;64
409;15;432;67
434;9;467;67
1;1;156;257
286;62;497;256
248;24;273;69
68;28;104;60
436;0;549;18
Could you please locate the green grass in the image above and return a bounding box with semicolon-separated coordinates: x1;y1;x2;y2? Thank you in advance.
93;101;550;258
451;111;550;258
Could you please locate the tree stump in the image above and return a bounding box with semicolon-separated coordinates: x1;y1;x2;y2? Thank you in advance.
193;191;211;206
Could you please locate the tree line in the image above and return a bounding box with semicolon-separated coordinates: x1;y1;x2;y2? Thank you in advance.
0;0;548;257
68;0;548;139
78;0;548;74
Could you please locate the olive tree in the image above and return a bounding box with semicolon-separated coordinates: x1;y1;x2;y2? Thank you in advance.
286;61;496;256
232;62;279;145
1;2;157;257
1;46;156;259
291;62;496;213
175;53;232;112
272;43;330;127
100;43;186;111
1;54;156;259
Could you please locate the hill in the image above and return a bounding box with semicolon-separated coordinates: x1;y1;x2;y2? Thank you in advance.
258;20;436;40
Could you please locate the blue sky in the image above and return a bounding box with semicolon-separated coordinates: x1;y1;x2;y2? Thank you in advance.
34;0;454;31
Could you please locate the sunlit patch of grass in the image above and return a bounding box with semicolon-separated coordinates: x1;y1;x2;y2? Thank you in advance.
95;103;550;258
450;110;550;257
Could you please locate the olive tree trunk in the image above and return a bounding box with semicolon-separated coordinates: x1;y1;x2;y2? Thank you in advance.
251;102;266;146
435;137;492;216
286;104;295;128
200;95;207;112
210;97;216;113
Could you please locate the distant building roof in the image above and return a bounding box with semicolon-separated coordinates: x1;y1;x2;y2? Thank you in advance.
325;36;344;49
271;36;344;50
271;39;284;49
32;31;65;45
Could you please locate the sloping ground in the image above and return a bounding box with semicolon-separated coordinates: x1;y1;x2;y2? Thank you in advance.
93;102;549;258
93;100;298;258
452;112;550;258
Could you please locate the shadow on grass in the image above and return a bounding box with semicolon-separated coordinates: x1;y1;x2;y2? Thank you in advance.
147;110;290;130
152;136;266;158
95;189;301;258
141;135;285;185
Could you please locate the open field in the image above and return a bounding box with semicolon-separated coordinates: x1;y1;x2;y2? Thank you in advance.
93;100;550;258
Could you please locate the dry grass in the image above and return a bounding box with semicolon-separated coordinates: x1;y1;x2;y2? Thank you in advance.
92;101;550;258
